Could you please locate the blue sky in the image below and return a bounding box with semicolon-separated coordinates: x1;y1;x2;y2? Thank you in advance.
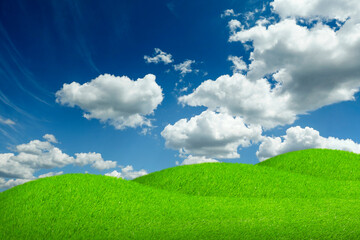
1;0;360;190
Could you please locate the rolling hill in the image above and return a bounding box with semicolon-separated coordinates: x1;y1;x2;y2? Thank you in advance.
1;149;360;239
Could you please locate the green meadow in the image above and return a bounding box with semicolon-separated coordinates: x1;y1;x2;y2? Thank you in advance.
1;149;360;239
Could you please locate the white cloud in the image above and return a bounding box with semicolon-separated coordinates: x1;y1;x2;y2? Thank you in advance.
228;7;360;118
0;116;15;126
43;134;57;143
181;2;360;130
0;178;32;189
0;153;33;179
74;152;117;170
228;19;242;33
271;0;360;21
257;126;360;161
144;48;174;64
179;74;293;129
56;74;163;130
0;171;64;190
13;139;74;170
174;60;195;76
0;134;117;180
221;9;240;18
38;171;63;178
105;165;148;180
161;110;262;159
179;155;219;165
228;56;248;73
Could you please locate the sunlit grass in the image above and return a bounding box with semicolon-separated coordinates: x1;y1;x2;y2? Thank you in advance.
1;149;360;239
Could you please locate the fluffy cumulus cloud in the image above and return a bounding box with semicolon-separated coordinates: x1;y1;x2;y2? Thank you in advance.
257;126;360;161
144;48;173;64
161;110;262;159
179;74;293;129
174;60;196;76
56;74;163;130
178;155;219;165
179;0;360;130
43;134;57;143
75;152;117;170
271;0;360;21
0;134;117;189
105;165;148;180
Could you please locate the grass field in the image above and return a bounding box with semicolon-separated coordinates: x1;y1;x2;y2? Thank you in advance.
1;149;360;239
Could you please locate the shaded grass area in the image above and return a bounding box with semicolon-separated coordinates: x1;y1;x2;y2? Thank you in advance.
1;149;360;239
134;162;360;198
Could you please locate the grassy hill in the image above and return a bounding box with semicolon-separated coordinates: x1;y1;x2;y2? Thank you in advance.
134;161;360;198
1;149;360;239
257;149;360;180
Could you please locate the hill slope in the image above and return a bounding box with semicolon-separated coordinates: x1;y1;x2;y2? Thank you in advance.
257;149;360;180
1;149;360;239
134;151;360;198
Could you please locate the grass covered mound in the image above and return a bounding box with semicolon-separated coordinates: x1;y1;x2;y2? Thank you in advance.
258;149;360;180
1;149;360;239
134;161;360;198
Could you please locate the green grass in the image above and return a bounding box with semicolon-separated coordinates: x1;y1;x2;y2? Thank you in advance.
258;149;360;180
1;149;360;239
134;161;360;198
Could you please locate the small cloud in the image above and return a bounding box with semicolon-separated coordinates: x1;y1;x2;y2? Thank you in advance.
38;171;63;178
75;152;117;170
140;127;151;136
180;87;188;92
179;155;219;165
105;165;148;180
144;48;174;65
221;9;240;18
174;60;196;76
228;56;248;73
0;117;15;126
43;134;58;143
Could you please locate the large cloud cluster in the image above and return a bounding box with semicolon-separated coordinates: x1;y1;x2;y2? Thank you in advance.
56;74;163;130
167;0;360;163
181;12;360;128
